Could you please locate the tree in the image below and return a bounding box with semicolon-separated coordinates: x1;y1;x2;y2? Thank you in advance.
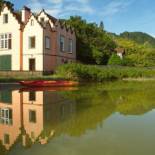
99;21;104;31
65;16;116;64
0;1;14;12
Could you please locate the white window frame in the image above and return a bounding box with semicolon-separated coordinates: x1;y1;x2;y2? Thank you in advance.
0;33;12;50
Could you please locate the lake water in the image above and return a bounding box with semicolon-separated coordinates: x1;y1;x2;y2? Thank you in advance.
1;81;155;155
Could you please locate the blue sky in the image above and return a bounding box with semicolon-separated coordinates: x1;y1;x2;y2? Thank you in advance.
9;0;155;37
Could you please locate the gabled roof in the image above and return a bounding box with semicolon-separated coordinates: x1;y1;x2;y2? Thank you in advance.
37;9;57;24
13;11;22;24
115;47;125;54
23;13;44;29
0;2;23;25
0;3;75;34
22;6;31;11
58;19;75;34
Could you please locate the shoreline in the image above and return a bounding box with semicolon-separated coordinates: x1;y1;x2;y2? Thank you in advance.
123;77;155;81
0;77;155;84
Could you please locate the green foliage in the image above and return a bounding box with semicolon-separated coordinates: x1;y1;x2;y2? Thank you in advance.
65;16;116;64
121;57;134;66
65;17;155;67
56;63;155;82
120;31;155;48
0;1;14;11
108;54;122;65
107;54;133;66
114;37;155;67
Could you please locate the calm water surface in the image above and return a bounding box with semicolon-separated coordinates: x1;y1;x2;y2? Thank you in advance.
1;81;155;155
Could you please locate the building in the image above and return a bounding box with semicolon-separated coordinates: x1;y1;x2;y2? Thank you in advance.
115;47;125;59
0;2;76;74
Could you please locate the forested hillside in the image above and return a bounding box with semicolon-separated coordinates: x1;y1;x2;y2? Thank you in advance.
120;32;155;48
65;16;155;67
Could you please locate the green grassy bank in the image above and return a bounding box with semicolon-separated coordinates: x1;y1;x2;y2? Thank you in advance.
55;63;155;82
1;63;155;82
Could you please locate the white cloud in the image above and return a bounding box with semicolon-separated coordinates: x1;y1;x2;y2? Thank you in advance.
27;0;94;18
48;0;63;4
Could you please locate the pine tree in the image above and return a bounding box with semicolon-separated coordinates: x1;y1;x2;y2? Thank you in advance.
99;21;104;31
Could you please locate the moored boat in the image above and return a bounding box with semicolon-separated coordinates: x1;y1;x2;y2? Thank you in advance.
19;80;79;87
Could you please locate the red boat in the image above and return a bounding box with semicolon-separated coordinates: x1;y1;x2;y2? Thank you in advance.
19;80;79;87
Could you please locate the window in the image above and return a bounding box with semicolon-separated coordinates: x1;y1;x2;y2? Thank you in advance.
0;33;12;50
45;36;50;49
69;39;73;53
0;108;13;125
31;19;34;26
3;14;8;24
29;36;35;48
29;91;36;101
60;35;65;52
40;17;44;23
0;90;12;104
29;110;36;123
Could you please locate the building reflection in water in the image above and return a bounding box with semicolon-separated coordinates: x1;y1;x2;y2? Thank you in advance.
0;89;76;150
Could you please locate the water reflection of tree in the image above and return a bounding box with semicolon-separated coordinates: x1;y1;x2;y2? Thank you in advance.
53;88;116;137
108;89;155;115
0;140;7;155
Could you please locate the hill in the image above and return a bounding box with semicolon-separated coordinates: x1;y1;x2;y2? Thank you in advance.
119;32;155;48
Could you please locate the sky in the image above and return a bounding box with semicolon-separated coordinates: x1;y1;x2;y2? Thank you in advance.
9;0;155;37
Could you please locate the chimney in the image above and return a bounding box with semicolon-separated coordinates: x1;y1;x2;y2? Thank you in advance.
22;6;31;23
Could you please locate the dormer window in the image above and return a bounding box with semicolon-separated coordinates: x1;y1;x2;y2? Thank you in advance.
40;17;44;23
3;14;8;24
31;19;34;26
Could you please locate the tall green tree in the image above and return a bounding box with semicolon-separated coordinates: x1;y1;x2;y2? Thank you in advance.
65;16;116;64
99;21;104;31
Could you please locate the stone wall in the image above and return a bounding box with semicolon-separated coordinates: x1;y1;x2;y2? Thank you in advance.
0;71;53;77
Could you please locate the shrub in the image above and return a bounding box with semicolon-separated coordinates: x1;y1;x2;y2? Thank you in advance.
108;54;123;66
122;57;134;66
55;63;155;82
